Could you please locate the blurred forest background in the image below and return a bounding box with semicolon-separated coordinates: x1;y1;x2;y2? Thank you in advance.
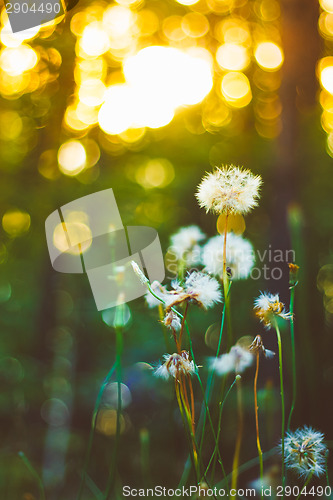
1;0;333;498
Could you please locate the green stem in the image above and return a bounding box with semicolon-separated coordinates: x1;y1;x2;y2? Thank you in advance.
18;451;46;500
254;353;264;500
275;323;286;498
199;300;227;455
222;214;232;347
287;286;296;432
104;325;123;500
77;364;116;500
204;376;238;479
295;471;314;500
231;375;244;497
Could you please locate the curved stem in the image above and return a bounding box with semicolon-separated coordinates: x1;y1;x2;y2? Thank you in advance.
287;286;296;431
254;353;264;498
275;323;285;499
18;452;46;500
231;375;244;497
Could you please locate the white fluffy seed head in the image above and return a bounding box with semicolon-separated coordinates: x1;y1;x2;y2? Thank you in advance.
144;280;167;308
169;225;205;265
196;166;262;215
254;292;292;329
282;426;327;478
184;271;222;309
210;345;254;375
202;232;255;279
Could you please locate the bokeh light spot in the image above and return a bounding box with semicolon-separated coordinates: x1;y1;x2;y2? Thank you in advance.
254;42;284;71
2;209;31;237
58;140;87;176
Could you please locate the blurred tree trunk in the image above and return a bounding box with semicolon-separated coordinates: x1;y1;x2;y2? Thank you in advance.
273;0;321;420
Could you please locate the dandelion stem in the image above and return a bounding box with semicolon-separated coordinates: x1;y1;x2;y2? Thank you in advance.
18;451;46;500
254;353;264;498
77;363;116;500
104;324;123;500
231;375;244;496
205;376;238;479
287;286;296;432
158;303;171;352
222;213;232;347
295;471;314;500
275;323;286;498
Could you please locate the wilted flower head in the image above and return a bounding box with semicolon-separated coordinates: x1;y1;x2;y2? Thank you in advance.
169;225;205;266
196;166;262;215
154;351;196;381
254;292;292;329
202;233;254;279
163;310;181;331
288;262;299;287
249;335;275;359
282;426;327;478
210;344;253;375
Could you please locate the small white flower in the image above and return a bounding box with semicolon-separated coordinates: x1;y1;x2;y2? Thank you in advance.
131;260;149;285
202;233;255;279
282;426;327;478
196;166;262;215
163;310;182;331
210;345;254;375
154;351;196;381
254;292;292;329
184;271;222;309
144;281;167;308
169;225;205;266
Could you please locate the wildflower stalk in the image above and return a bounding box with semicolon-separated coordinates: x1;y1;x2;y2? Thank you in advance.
287;285;296;432
158;303;171;352
18;451;46;500
295;471;314;500
178;302;189;351
254;352;264;498
77;363;116;500
175;380;200;482
205;376;238;480
275;322;286;497
104;306;124;500
231;374;244;496
222;213;232;347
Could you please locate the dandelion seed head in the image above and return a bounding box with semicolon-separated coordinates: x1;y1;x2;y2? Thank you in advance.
196;166;262;215
202;233;254;279
210;344;253;375
254;292;292;329
169;225;205;266
281;426;327;478
154;351;196;381
184;271;222;309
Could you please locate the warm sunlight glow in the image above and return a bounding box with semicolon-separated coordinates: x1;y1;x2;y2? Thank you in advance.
320;66;333;94
216;43;249;71
99;46;213;134
0;46;38;76
79;23;110;57
221;72;252;107
254;42;284;71
320;0;333;14
53;222;92;255
58;141;87;176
